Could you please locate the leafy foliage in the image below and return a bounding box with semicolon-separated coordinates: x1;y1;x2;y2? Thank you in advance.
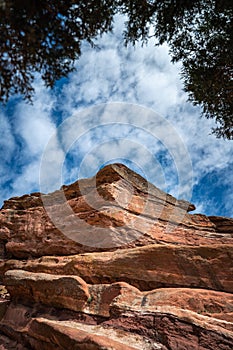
0;0;116;102
0;0;232;138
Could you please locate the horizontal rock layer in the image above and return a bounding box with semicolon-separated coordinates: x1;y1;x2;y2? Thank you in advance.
1;243;233;292
3;270;233;323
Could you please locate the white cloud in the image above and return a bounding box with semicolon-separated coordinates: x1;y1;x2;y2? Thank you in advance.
11;160;41;196
14;80;56;156
0;78;59;202
0;112;15;156
0;112;16;192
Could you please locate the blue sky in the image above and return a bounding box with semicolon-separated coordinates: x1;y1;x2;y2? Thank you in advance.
0;16;232;217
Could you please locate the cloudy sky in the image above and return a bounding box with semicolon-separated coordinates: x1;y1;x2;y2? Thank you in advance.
0;16;232;217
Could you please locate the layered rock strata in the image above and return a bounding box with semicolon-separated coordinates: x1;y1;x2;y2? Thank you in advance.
0;163;232;349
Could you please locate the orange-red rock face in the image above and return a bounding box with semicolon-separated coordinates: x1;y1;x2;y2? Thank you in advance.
0;163;233;349
1;164;232;259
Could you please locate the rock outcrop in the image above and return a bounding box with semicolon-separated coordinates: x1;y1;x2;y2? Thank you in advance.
0;163;232;349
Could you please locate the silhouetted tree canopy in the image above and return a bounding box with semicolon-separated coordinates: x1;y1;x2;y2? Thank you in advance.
1;0;232;138
0;0;116;101
120;0;233;139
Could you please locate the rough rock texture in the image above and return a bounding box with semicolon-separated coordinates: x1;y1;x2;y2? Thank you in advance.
0;163;233;349
1;243;233;292
1;164;232;259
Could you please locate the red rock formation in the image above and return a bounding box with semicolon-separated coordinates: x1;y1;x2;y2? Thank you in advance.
0;163;232;349
1;164;232;259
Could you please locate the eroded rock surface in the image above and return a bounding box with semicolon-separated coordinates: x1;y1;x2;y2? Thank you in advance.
0;163;232;349
1;164;232;259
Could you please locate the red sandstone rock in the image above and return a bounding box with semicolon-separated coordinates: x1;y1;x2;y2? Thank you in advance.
3;269;233;326
27;317;150;350
1;164;232;259
209;216;233;233
111;287;233;325
0;163;233;349
4;270;90;312
1;243;233;292
1;298;233;350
